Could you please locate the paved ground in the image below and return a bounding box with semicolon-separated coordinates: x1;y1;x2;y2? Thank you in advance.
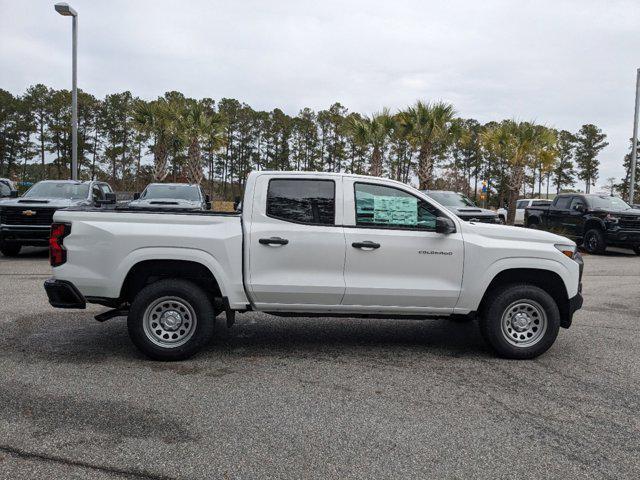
0;247;639;479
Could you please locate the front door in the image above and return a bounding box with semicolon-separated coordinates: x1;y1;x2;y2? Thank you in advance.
341;180;464;313
246;175;346;309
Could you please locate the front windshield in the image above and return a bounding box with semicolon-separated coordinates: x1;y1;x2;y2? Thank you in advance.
587;195;631;211
426;191;475;207
141;185;200;202
24;182;89;200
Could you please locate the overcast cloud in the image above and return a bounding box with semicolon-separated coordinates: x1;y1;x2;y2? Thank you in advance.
1;0;639;186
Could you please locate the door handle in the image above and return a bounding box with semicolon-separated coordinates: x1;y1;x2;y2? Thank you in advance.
259;237;289;246
352;241;380;250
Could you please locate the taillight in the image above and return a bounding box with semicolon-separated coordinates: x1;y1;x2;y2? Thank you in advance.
49;223;71;267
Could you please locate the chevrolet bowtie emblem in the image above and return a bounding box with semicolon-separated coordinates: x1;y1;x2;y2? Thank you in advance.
22;210;37;216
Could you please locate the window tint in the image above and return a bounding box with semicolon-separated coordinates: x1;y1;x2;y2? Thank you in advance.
355;183;438;230
516;200;528;209
569;197;585;210
554;196;571;210
266;179;335;225
91;185;104;201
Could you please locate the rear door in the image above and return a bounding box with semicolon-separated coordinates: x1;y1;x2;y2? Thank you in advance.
246;175;346;308
342;179;464;313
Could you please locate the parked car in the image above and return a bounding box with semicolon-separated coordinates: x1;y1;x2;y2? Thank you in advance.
422;190;501;223
0;178;17;199
498;198;552;225
44;171;582;361
127;183;211;211
525;193;640;255
0;179;114;257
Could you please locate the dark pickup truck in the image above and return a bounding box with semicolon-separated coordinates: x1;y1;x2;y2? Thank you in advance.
525;193;640;255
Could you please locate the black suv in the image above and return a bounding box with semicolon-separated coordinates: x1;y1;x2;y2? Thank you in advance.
525;193;640;254
0;180;114;257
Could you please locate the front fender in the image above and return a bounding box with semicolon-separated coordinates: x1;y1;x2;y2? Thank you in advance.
455;256;579;313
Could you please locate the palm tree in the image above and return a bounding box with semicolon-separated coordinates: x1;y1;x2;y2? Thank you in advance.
179;99;225;185
347;109;393;177
399;101;457;189
482;120;556;224
132;98;176;181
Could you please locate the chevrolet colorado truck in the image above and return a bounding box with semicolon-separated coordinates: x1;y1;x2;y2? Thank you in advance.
44;171;583;361
0;179;114;257
525;193;640;255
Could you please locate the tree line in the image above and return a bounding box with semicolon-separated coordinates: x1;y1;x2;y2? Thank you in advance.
1;84;637;221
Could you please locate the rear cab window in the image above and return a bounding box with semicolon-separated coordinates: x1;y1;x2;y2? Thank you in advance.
354;182;439;231
266;179;335;225
553;196;572;210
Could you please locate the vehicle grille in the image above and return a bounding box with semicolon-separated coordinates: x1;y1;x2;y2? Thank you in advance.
0;206;57;226
619;216;640;230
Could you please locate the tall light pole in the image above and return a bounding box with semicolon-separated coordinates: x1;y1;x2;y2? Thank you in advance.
54;2;78;181
630;68;640;204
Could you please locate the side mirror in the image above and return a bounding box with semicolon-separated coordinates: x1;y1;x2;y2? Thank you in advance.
205;201;212;210
233;196;242;211
435;216;456;234
133;192;140;200
104;192;116;204
9;190;18;198
573;204;584;212
205;194;211;203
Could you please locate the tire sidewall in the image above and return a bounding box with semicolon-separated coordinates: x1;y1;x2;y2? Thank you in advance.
127;279;216;361
0;244;22;256
584;228;605;254
480;285;560;359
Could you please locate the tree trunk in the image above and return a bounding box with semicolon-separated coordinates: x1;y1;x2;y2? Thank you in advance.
370;146;382;177
506;164;526;225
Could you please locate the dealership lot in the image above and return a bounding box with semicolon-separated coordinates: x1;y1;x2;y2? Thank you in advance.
0;249;639;479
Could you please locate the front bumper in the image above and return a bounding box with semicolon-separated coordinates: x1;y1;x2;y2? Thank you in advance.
604;228;640;246
44;278;86;309
1;225;50;246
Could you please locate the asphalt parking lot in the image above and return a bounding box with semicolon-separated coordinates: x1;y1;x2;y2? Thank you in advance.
0;248;639;479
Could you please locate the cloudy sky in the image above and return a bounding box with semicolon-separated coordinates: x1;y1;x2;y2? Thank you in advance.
1;0;638;186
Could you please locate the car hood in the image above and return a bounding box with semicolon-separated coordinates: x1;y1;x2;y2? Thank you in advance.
445;206;497;217
592;208;640;216
0;197;89;208
463;221;573;245
127;198;202;209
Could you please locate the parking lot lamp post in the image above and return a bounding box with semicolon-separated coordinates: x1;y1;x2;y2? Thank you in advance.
54;2;78;181
630;68;640;204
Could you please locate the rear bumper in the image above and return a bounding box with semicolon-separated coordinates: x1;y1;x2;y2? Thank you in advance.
44;278;86;309
1;225;50;246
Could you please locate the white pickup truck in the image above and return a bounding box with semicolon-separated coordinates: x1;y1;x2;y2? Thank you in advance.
44;171;583;361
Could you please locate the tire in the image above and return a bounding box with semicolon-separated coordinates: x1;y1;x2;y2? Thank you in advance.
498;215;506;225
527;220;539;229
0;244;21;257
633;246;640;255
479;284;560;359
127;279;218;361
583;228;606;254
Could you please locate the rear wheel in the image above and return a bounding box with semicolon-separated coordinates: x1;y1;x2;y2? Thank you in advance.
583;228;606;254
0;244;21;257
127;279;218;361
633;245;640;255
527;220;539;229
479;284;560;359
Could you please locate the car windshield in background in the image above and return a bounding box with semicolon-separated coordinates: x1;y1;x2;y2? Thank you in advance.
587;195;631;211
141;185;200;201
0;182;10;196
426;192;475;207
24;182;89;199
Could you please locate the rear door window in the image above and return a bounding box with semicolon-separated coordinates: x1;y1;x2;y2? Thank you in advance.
266;179;335;225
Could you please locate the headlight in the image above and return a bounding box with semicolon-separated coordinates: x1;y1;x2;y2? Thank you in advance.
555;243;577;259
605;213;619;223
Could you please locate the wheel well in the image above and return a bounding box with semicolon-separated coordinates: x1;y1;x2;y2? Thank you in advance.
527;215;539;224
479;268;571;328
120;260;221;304
583;218;604;234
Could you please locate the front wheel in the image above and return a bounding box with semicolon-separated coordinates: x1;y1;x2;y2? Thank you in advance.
583;228;606;254
127;279;218;361
633;245;640;255
0;244;22;257
479;284;560;359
